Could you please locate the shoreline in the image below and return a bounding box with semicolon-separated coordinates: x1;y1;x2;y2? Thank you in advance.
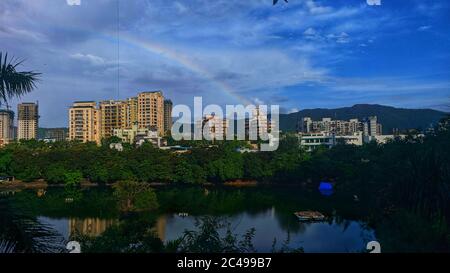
0;179;265;191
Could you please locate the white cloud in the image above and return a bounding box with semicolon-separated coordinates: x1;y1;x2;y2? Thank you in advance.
417;25;431;31
0;25;47;42
66;0;81;6
327;32;350;44
303;27;317;36
252;98;265;106
70;53;106;66
305;0;333;15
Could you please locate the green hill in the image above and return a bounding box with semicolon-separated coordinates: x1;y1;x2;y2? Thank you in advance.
280;104;448;134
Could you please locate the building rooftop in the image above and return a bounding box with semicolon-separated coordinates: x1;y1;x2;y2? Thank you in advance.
139;91;163;94
0;109;14;114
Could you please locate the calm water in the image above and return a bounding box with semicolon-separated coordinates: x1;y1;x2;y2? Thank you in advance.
1;186;376;253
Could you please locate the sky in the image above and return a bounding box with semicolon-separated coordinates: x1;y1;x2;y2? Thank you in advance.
1;0;449;127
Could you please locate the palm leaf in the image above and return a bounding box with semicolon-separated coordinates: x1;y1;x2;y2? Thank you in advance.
0;52;41;107
0;198;65;253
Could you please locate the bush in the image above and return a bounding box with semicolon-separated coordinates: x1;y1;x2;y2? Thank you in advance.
64;170;83;187
45;164;67;184
113;180;159;212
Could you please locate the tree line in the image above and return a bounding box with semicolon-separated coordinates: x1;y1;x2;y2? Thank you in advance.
1;117;449;219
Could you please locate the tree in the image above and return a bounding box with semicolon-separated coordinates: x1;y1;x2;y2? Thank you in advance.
0;52;40;107
167;217;256;253
45;164;67;184
113;180;159;212
64;171;83;187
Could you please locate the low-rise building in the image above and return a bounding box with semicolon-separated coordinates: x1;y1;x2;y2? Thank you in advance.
299;132;336;152
299;131;364;151
113;123;165;147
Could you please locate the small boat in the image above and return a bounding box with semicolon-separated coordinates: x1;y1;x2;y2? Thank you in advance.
294;211;326;221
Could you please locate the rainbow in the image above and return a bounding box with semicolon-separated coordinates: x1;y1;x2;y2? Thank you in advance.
102;32;252;105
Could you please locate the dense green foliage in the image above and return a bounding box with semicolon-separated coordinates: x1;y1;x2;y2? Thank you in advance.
1;117;449;238
113;180;159;212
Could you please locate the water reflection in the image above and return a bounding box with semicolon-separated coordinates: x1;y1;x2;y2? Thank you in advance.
3;187;377;253
159;208;374;253
69;218;117;237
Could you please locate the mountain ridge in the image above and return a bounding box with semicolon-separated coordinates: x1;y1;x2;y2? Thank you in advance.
279;104;448;134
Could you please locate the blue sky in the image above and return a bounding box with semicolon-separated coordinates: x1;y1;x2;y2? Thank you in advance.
1;0;449;127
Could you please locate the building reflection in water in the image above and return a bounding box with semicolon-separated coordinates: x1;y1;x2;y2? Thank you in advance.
69;218;117;237
154;216;167;241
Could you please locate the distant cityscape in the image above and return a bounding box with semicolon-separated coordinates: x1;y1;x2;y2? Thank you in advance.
0;91;428;152
297;116;404;152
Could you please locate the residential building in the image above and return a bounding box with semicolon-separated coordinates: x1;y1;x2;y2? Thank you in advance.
299;131;364;152
302;117;363;136
17;103;39;140
69;91;167;143
0;109;14;146
164;99;173;135
195;114;229;141
299;132;336;152
245;107;275;139
335;132;364;146
363;116;382;136
125;97;138;128
69;101;101;144
44;128;68;142
137;91;164;136
99;100;125;139
113;123;165;147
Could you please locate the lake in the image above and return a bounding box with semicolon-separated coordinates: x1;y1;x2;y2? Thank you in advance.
0;186;376;253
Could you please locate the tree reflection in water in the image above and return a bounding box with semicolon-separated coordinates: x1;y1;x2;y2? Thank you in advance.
73;214;304;253
0;197;65;253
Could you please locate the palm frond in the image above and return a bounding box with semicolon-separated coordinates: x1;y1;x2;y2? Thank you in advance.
0;52;41;107
0;199;65;253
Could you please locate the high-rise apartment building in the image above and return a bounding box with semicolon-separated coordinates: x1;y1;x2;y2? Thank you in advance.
68;91;167;144
245;107;274;139
99;98;139;139
0;109;14;146
364;116;382;136
195;114;229;141
125;97;138;129
99;100;126;139
17;103;39;140
164;99;173;135
138;91;164;135
69;101;101;144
